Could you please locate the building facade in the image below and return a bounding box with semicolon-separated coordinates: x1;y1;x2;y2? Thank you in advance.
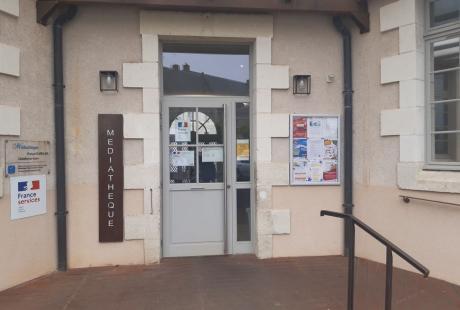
0;0;459;291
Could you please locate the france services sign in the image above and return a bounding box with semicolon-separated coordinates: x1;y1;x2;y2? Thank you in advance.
10;175;47;220
98;114;124;242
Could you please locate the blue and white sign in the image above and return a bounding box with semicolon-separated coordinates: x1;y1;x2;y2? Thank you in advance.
10;175;47;220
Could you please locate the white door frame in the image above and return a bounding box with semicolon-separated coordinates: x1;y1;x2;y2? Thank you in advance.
161;96;253;257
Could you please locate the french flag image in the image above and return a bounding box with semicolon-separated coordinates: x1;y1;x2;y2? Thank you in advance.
18;180;40;192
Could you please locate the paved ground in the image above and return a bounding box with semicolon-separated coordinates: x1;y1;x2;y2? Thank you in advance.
0;255;459;310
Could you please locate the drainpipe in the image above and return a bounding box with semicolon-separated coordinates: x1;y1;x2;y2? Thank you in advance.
333;16;354;257
53;5;77;272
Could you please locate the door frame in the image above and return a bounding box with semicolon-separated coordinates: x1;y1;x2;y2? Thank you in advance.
161;96;253;257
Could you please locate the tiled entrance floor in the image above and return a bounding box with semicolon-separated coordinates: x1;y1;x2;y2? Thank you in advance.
0;255;459;309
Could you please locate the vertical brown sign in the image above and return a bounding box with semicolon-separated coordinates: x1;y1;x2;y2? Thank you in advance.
98;114;124;242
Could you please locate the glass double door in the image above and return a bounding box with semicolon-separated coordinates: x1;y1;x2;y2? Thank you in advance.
162;97;252;257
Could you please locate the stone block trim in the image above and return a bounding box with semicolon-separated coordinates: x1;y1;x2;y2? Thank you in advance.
0;105;20;135
0;0;19;17
123;63;158;88
379;0;425;164
122;10;291;262
0;43;20;77
271;210;291;235
379;0;460;193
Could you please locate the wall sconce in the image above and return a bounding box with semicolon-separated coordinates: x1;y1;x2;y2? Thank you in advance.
100;71;118;92
293;75;311;95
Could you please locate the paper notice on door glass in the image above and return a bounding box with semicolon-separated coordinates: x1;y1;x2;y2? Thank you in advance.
324;118;338;139
175;121;191;142
236;139;250;161
171;150;195;166
202;147;223;163
307;118;323;138
307;161;323;182
307;138;324;159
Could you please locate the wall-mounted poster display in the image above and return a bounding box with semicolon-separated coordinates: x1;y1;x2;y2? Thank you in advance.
290;115;340;185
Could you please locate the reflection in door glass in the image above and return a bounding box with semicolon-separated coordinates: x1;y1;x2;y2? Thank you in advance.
197;108;224;145
237;189;251;241
236;102;250;182
199;147;224;183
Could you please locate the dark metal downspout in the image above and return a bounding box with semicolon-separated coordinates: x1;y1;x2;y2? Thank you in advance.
53;5;77;272
333;16;354;257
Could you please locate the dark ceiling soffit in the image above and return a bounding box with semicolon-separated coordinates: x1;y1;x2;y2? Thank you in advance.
37;0;369;33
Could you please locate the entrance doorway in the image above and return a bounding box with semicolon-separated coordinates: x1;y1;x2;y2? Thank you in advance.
162;97;252;257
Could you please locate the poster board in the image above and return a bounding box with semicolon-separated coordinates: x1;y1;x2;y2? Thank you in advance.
290;115;340;186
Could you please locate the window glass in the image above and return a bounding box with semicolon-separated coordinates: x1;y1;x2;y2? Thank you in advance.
162;45;249;96
427;32;460;165
430;0;460;28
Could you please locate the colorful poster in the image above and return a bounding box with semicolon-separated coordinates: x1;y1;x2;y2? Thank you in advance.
307;161;323;182
324;140;338;160
10;175;47;220
307;118;323;138
292;161;308;182
290;115;340;185
292;116;308;138
324;118;338;139
236;139;250;161
307;138;325;159
171;150;195;167
293;139;307;159
323;160;338;182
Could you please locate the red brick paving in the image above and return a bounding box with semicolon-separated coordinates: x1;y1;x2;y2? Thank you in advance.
0;255;459;310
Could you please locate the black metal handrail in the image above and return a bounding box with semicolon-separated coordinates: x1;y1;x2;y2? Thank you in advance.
320;210;429;310
400;195;460;207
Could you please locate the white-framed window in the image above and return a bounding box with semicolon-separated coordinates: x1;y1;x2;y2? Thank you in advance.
425;0;460;170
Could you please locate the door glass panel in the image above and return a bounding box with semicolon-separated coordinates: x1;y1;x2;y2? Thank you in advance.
169;146;196;183
199;146;224;183
197;108;224;145
169;108;196;145
236;102;250;182
237;189;251;241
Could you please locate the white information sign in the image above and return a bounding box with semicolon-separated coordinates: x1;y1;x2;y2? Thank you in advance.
175;121;191;142
290;115;340;186
5;140;50;177
10;175;47;220
202;147;223;163
171;150;195;167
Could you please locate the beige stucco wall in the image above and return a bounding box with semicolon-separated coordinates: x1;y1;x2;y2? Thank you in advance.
2;0;460;291
270;12;345;257
0;0;57;291
64;5;145;268
270;0;460;286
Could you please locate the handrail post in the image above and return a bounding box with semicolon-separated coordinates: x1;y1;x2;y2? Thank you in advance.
385;246;393;310
347;219;355;310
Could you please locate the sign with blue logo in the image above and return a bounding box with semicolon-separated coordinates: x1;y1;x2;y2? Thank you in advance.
5;140;50;177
